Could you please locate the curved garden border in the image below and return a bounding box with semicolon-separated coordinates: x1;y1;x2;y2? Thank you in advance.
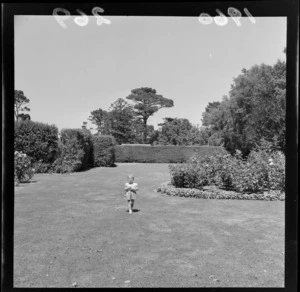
156;182;285;201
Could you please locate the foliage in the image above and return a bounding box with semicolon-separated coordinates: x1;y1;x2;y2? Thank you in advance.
92;135;115;167
14;151;34;185
15;90;30;121
53;129;94;173
105;98;136;144
126;87;174;143
168;146;285;193
115;145;225;163
15;120;59;167
131;118;158;144
156;182;285;201
156;118;192;145
17;113;31;121
88;108;109;135
201;57;286;155
88;99;157;144
169;163;210;189
201;101;221;127
154;118;219;146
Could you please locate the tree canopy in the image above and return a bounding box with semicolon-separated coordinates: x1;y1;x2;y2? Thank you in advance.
155;118;212;146
201;58;286;155
126;87;174;143
15;90;30;121
88;108;109;135
106;98;135;144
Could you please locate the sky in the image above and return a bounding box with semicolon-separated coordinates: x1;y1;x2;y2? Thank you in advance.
15;15;286;132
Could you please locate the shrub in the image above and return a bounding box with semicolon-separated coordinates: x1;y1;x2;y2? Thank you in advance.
14;151;34;185
248;148;285;191
168;148;285;193
15;120;59;169
169;163;210;189
92;135;115;167
53;129;94;173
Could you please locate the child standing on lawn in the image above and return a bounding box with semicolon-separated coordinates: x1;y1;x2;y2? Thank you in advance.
124;175;138;214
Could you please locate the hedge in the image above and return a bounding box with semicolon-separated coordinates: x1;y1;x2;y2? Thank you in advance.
115;145;225;163
52;128;94;173
15;120;59;172
156;182;285;201
92;135;115;167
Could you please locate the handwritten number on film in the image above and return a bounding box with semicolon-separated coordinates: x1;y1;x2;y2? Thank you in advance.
53;7;111;28
53;6;255;28
199;7;256;26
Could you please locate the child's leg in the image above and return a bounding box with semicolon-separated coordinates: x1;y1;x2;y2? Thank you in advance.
131;199;134;210
128;200;132;213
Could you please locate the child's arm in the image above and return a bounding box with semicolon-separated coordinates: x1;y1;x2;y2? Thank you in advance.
132;183;138;192
124;183;131;191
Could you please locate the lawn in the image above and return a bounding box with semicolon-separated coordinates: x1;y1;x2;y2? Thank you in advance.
14;163;284;288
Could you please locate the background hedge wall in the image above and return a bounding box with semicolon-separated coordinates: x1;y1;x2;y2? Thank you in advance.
115;145;225;163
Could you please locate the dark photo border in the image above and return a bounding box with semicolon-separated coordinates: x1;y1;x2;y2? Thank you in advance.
2;1;298;291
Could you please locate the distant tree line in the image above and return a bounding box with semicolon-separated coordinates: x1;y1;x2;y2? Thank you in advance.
87;50;286;154
15;49;285;156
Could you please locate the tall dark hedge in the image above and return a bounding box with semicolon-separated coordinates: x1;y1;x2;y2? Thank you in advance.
53;128;94;173
15;120;59;165
115;145;225;163
92;135;115;167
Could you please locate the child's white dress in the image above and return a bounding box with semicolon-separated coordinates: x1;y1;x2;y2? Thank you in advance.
124;182;138;200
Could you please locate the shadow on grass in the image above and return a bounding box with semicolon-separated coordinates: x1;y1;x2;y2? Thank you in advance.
20;180;37;184
125;209;140;213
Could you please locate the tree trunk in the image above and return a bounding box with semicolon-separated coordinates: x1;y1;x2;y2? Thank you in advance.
143;118;148;144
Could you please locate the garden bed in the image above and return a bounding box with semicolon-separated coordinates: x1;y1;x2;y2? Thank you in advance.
156;182;285;201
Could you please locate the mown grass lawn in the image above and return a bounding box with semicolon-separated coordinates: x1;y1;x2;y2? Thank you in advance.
14;163;284;288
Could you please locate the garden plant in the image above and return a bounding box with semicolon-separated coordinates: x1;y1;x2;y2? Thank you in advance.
14;151;35;185
159;145;285;201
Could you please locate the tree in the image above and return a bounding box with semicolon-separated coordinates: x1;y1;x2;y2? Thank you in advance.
201;58;286;155
131;118;158;144
156;118;193;145
202;101;221;126
88;108;109;135
17;113;31;121
106;98;135;144
15;90;30;121
126;87;174;143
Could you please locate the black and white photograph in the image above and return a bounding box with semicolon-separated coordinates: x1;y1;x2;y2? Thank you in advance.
2;2;298;289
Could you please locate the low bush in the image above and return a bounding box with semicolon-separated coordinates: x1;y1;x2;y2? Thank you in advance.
248;148;285;192
92;135;115;167
169;163;210;189
14;151;34;185
53;129;94;173
168;148;285;193
15;120;59;167
115;145;225;163
156;182;285;201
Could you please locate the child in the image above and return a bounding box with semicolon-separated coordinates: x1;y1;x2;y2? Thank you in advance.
124;174;138;214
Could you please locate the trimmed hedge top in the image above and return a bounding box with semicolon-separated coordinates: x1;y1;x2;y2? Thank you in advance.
115;145;225;163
